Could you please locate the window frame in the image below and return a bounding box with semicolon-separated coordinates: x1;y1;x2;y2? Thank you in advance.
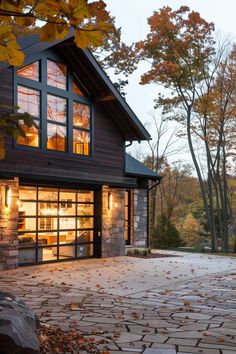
14;50;93;159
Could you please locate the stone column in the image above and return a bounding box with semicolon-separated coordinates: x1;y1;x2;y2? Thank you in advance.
133;189;147;248
0;178;19;270
101;186;125;257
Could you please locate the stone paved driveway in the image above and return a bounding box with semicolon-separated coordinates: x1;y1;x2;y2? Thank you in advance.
0;252;236;354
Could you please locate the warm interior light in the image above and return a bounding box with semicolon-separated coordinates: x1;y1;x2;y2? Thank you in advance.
17;199;23;208
5;187;11;208
108;192;112;210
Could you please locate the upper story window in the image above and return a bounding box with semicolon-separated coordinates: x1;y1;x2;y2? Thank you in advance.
17;62;39;81
47;60;67;89
15;54;91;156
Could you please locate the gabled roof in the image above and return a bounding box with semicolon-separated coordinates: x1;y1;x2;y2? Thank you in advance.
125;153;161;180
0;33;151;142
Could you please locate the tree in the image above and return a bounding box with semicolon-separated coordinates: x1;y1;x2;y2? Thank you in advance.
0;0;115;158
181;213;201;246
135;112;182;236
152;213;183;249
135;6;236;252
0;0;114;66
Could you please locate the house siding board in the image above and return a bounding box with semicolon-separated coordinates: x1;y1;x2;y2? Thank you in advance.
0;67;13;115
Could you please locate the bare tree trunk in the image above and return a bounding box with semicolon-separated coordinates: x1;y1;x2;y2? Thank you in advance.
186;106;217;252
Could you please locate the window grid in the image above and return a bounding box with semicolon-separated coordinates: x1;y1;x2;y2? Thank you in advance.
18;187;95;263
15;57;91;156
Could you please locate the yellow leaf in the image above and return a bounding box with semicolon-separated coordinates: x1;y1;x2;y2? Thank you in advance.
6;45;25;66
72;0;90;22
86;29;104;47
0;135;5;160
40;23;56;42
0;44;8;62
74;29;90;48
56;23;69;39
34;3;58;17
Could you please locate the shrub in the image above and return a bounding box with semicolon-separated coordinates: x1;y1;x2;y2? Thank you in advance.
152;214;184;249
126;248;151;257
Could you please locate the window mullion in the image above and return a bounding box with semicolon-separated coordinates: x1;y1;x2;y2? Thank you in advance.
41;57;47;150
68;98;73;154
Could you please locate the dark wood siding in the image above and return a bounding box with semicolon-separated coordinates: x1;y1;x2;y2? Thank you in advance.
0;67;126;181
0;67;13;115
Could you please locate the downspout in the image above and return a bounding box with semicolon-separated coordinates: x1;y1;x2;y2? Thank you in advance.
147;178;162;249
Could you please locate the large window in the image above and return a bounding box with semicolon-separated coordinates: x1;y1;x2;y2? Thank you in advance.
18;186;95;264
15;56;91;156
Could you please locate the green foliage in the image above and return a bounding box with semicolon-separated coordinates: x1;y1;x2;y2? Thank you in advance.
152;213;184;249
126;248;151;257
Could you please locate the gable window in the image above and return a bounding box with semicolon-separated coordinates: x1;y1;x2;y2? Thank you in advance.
15;55;91;156
17;61;39;81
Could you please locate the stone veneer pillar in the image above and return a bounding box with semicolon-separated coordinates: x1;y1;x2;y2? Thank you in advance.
132;189;147;248
0;178;19;270
101;186;125;257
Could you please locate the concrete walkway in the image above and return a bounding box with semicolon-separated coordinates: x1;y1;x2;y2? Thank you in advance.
0;251;236;353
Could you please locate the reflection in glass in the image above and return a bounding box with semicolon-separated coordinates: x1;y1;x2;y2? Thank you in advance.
73;129;90;155
77;190;94;203
41;247;57;261
59;245;75;259
18;217;36;231
59;203;76;216
39;202;58;215
19;186;37;200
18;233;36;244
59;231;75;243
38;232;58;245
73;81;84;96
19;201;36;216
38;188;58;201
47;95;67;123
19;247;36;264
47;60;67;89
17;61;39;81
77;203;94;215
47;123;66;151
77;243;93;258
16;119;39;147
18;86;40;117
59;217;76;230
77;230;94;243
77;217;94;229
59;189;76;202
73;102;90;128
38;217;57;230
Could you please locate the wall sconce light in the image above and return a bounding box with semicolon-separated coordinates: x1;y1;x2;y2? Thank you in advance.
5;186;11;208
108;192;113;210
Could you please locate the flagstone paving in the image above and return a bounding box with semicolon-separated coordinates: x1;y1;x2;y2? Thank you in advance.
0;252;236;353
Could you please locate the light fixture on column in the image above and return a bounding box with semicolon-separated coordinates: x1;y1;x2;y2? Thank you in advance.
5;186;11;208
108;192;113;210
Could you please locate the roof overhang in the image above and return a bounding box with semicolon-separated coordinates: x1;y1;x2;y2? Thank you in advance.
0;33;151;142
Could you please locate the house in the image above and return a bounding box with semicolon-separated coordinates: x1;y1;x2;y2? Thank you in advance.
0;34;160;270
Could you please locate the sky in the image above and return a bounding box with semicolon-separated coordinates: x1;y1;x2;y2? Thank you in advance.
104;0;236;165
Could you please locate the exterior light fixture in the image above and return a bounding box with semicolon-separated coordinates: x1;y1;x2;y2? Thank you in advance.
108;192;113;210
5;186;11;208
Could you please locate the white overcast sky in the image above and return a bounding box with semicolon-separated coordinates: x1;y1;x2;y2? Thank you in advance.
104;0;236;164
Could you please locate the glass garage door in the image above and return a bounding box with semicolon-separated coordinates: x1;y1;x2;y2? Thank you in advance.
18;186;96;264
